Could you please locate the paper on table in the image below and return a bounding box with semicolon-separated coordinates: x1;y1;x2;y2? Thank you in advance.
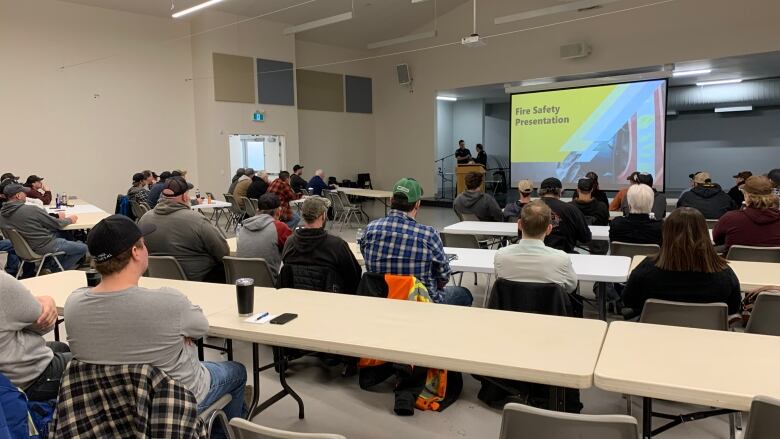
243;312;277;324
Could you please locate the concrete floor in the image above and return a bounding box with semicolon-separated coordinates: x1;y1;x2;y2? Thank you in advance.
212;200;741;438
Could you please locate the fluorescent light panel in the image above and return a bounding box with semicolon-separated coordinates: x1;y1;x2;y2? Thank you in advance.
367;30;437;49
494;0;623;24
714;106;752;113
283;12;353;35
437;96;457;101
172;0;223;18
672;69;711;77
696;78;743;86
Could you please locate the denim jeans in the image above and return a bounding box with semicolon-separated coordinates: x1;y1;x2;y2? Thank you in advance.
47;238;88;271
24;342;73;401
0;239;21;275
438;286;473;306
198;361;248;421
284;212;301;230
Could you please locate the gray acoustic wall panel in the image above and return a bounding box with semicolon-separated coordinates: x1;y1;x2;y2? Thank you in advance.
213;53;255;103
257;58;294;106
345;75;372;114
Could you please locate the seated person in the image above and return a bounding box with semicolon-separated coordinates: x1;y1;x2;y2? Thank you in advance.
0;184;86;270
609;184;664;246
64;215;247;422
0;272;70;401
282;197;362;294
127;172;150;205
537;177;591;253
307;169;336;196
232;168;255;209
360;178;473;306
713;176;780;252
503;180;533;221
246;170;269;200
495;201;577;293
727;171;752;207
619;173;666;220
23;175;52;205
609;172;639;211
622;207;742;318
236;193;292;284
267;172;301;229
290;164;307;194
572;171;609;206
570;178;609;226
677;171;736;219
139;177;229;282
147;171;171;209
453;172;503;222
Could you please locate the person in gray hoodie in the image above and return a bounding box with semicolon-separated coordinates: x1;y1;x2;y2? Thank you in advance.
453;172;503;222
236;193;292;284
0;184;87;271
139;177;229;283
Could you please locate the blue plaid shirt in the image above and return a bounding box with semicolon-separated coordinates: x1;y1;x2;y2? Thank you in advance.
359;209;450;303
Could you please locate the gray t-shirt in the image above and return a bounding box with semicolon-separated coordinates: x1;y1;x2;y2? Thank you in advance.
0;272;53;388
64;286;211;401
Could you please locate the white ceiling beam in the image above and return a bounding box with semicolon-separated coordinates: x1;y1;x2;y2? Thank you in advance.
494;0;624;25
283;11;353;35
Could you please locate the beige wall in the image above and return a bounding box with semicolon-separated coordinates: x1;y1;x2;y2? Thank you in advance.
368;0;780;193
295;40;376;183
0;0;196;211
189;10;300;196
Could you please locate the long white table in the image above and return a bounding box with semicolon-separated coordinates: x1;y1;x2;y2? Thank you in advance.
45;201;109;231
190;200;231;210
596;321;780;437
631;256;780;291
336;188;394;215
442;221;611;241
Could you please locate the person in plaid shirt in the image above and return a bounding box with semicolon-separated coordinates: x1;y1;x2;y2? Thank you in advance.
267;171;301;229
359;178;473;306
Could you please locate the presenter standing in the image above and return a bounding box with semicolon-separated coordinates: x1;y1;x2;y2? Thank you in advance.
455;140;472;165
474;144;487;167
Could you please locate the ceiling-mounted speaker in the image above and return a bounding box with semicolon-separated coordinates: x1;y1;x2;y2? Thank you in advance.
560;42;592;60
396;64;412;86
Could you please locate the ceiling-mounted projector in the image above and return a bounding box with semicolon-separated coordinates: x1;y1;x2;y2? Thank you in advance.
461;33;486;47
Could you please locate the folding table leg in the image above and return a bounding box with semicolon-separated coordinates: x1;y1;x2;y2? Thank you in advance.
249;346;305;420
548;386;566;412
643;397;653;438
597;282;608;321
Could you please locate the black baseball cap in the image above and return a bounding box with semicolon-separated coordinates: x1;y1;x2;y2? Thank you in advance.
132;172;145;183
293;164;304;172
158;171;172;181
540;177;563;190
1;173;19;182
635;173;654;186
162;176;193;197
257;193;281;210
25;175;44;185
626;171;640;181
577;178;595;192
688;171;702;180
87;215;156;263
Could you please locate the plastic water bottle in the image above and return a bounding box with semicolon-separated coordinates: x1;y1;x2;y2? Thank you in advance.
55;193;61;209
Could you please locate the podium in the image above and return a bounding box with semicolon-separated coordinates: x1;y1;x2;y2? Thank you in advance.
456;164;486;195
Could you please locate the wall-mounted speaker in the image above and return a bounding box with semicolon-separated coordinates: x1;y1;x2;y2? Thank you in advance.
396;64;412;86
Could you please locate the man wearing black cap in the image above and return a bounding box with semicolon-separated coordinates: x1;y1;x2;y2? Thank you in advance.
23;175;52;205
64;215;247;422
235;193;292;284
728;171;752;206
139;177;229;282
147;171;172;209
570;178;609;226
290;164;307;194
538;177;591;253
0;183;87;270
127;172;150;206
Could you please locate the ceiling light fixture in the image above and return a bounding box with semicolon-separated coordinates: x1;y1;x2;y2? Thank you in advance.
436;96;457;101
171;0;223;18
494;0;622;25
672;69;712;77
283;11;354;35
367;31;438;49
696;78;743;86
714;106;752;113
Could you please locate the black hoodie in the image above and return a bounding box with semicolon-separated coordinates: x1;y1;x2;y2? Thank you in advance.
677;184;736;219
281;227;362;294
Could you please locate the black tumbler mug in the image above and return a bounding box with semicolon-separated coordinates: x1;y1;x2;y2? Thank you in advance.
85;269;102;287
236;278;255;316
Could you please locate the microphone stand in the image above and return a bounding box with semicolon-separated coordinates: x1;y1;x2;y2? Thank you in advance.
434;153;456;200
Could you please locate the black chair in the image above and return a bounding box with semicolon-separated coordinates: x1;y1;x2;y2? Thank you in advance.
278;264;348;294
481;279;581;413
357;173;373;190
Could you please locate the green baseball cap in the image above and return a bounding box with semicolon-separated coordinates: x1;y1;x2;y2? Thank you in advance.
393;178;423;203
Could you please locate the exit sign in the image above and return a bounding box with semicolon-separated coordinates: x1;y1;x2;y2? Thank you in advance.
252;111;265;122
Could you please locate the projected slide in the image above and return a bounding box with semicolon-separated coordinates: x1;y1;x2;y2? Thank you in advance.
510;79;667;191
